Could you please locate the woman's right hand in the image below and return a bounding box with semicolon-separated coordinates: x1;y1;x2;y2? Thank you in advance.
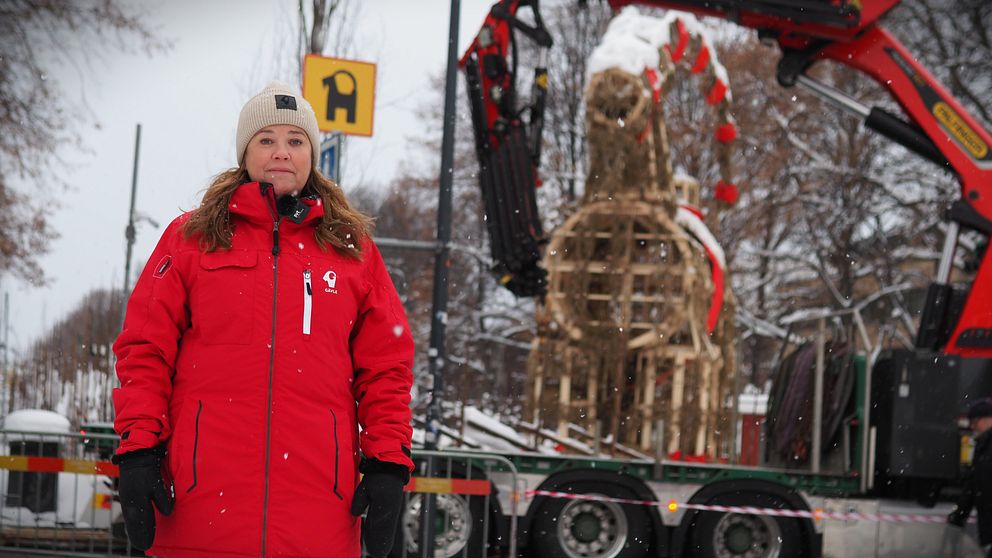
113;445;175;551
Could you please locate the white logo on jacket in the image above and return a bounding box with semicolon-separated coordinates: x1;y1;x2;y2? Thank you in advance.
323;270;338;293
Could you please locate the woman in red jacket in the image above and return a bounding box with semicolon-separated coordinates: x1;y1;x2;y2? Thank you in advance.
111;81;414;558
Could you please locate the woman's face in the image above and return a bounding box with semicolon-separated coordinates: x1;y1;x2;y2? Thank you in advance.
244;124;312;197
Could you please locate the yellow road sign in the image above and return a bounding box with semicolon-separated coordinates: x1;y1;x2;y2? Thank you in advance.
303;55;376;136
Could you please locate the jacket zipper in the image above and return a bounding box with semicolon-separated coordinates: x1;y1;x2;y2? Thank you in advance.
330;409;343;500
303;269;312;336
260;188;281;558
187;401;202;493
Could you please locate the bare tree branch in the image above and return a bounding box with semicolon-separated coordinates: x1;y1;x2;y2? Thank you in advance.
0;0;165;282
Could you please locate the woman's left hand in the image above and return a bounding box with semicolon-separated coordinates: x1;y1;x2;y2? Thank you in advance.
350;459;409;557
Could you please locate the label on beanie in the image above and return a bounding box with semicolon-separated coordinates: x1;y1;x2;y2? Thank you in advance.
275;95;298;111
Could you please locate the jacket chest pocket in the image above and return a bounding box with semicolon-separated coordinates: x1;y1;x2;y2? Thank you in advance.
301;266;359;342
195;250;258;345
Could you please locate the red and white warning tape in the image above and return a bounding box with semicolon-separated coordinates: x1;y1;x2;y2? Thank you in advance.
0;456;968;526
526;489;969;524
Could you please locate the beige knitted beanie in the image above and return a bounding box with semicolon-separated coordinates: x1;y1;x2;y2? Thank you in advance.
236;81;320;166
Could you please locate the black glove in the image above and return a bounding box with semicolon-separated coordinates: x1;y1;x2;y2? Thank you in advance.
948;507;969;527
350;458;410;558
113;445;174;551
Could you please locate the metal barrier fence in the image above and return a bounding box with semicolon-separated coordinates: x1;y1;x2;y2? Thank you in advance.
0;430;519;558
0;429;124;557
400;450;520;558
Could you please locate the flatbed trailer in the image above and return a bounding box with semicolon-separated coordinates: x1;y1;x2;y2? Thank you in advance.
398;446;982;557
397;350;991;558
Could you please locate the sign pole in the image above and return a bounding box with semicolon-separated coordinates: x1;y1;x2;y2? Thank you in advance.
319;132;343;183
420;1;460;556
122;123;142;327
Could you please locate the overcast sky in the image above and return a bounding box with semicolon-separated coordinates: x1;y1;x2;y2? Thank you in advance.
9;0;496;352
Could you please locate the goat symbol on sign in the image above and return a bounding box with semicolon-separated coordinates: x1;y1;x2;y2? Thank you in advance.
322;71;357;124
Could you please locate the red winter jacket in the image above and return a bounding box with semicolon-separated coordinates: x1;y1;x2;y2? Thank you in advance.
113;182;414;557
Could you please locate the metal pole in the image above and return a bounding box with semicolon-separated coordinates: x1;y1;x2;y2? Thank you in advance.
812;317;826;474
860;350;877;493
123;124;142;301
375;238;438;252
421;1;460;556
1;291;7;415
730;337;743;464
935;221;960;284
653;419;664;480
796;74;871;119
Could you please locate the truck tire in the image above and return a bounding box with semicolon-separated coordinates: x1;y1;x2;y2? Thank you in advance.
392;492;488;558
530;482;652;558
684;491;809;558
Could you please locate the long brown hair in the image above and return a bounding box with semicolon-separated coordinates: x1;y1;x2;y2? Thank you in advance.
181;166;373;259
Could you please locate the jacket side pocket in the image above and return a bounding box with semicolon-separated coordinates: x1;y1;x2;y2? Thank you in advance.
186;400;203;493
330;409;343;501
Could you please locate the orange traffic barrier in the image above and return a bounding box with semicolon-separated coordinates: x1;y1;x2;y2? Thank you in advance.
0;455;118;477
405;476;490;496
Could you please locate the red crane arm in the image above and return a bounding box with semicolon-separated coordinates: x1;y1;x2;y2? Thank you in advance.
819;25;992;215
607;0;992;228
608;0;992;357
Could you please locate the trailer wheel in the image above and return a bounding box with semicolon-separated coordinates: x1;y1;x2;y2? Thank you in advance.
530;482;652;558
685;491;808;558
393;492;487;558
